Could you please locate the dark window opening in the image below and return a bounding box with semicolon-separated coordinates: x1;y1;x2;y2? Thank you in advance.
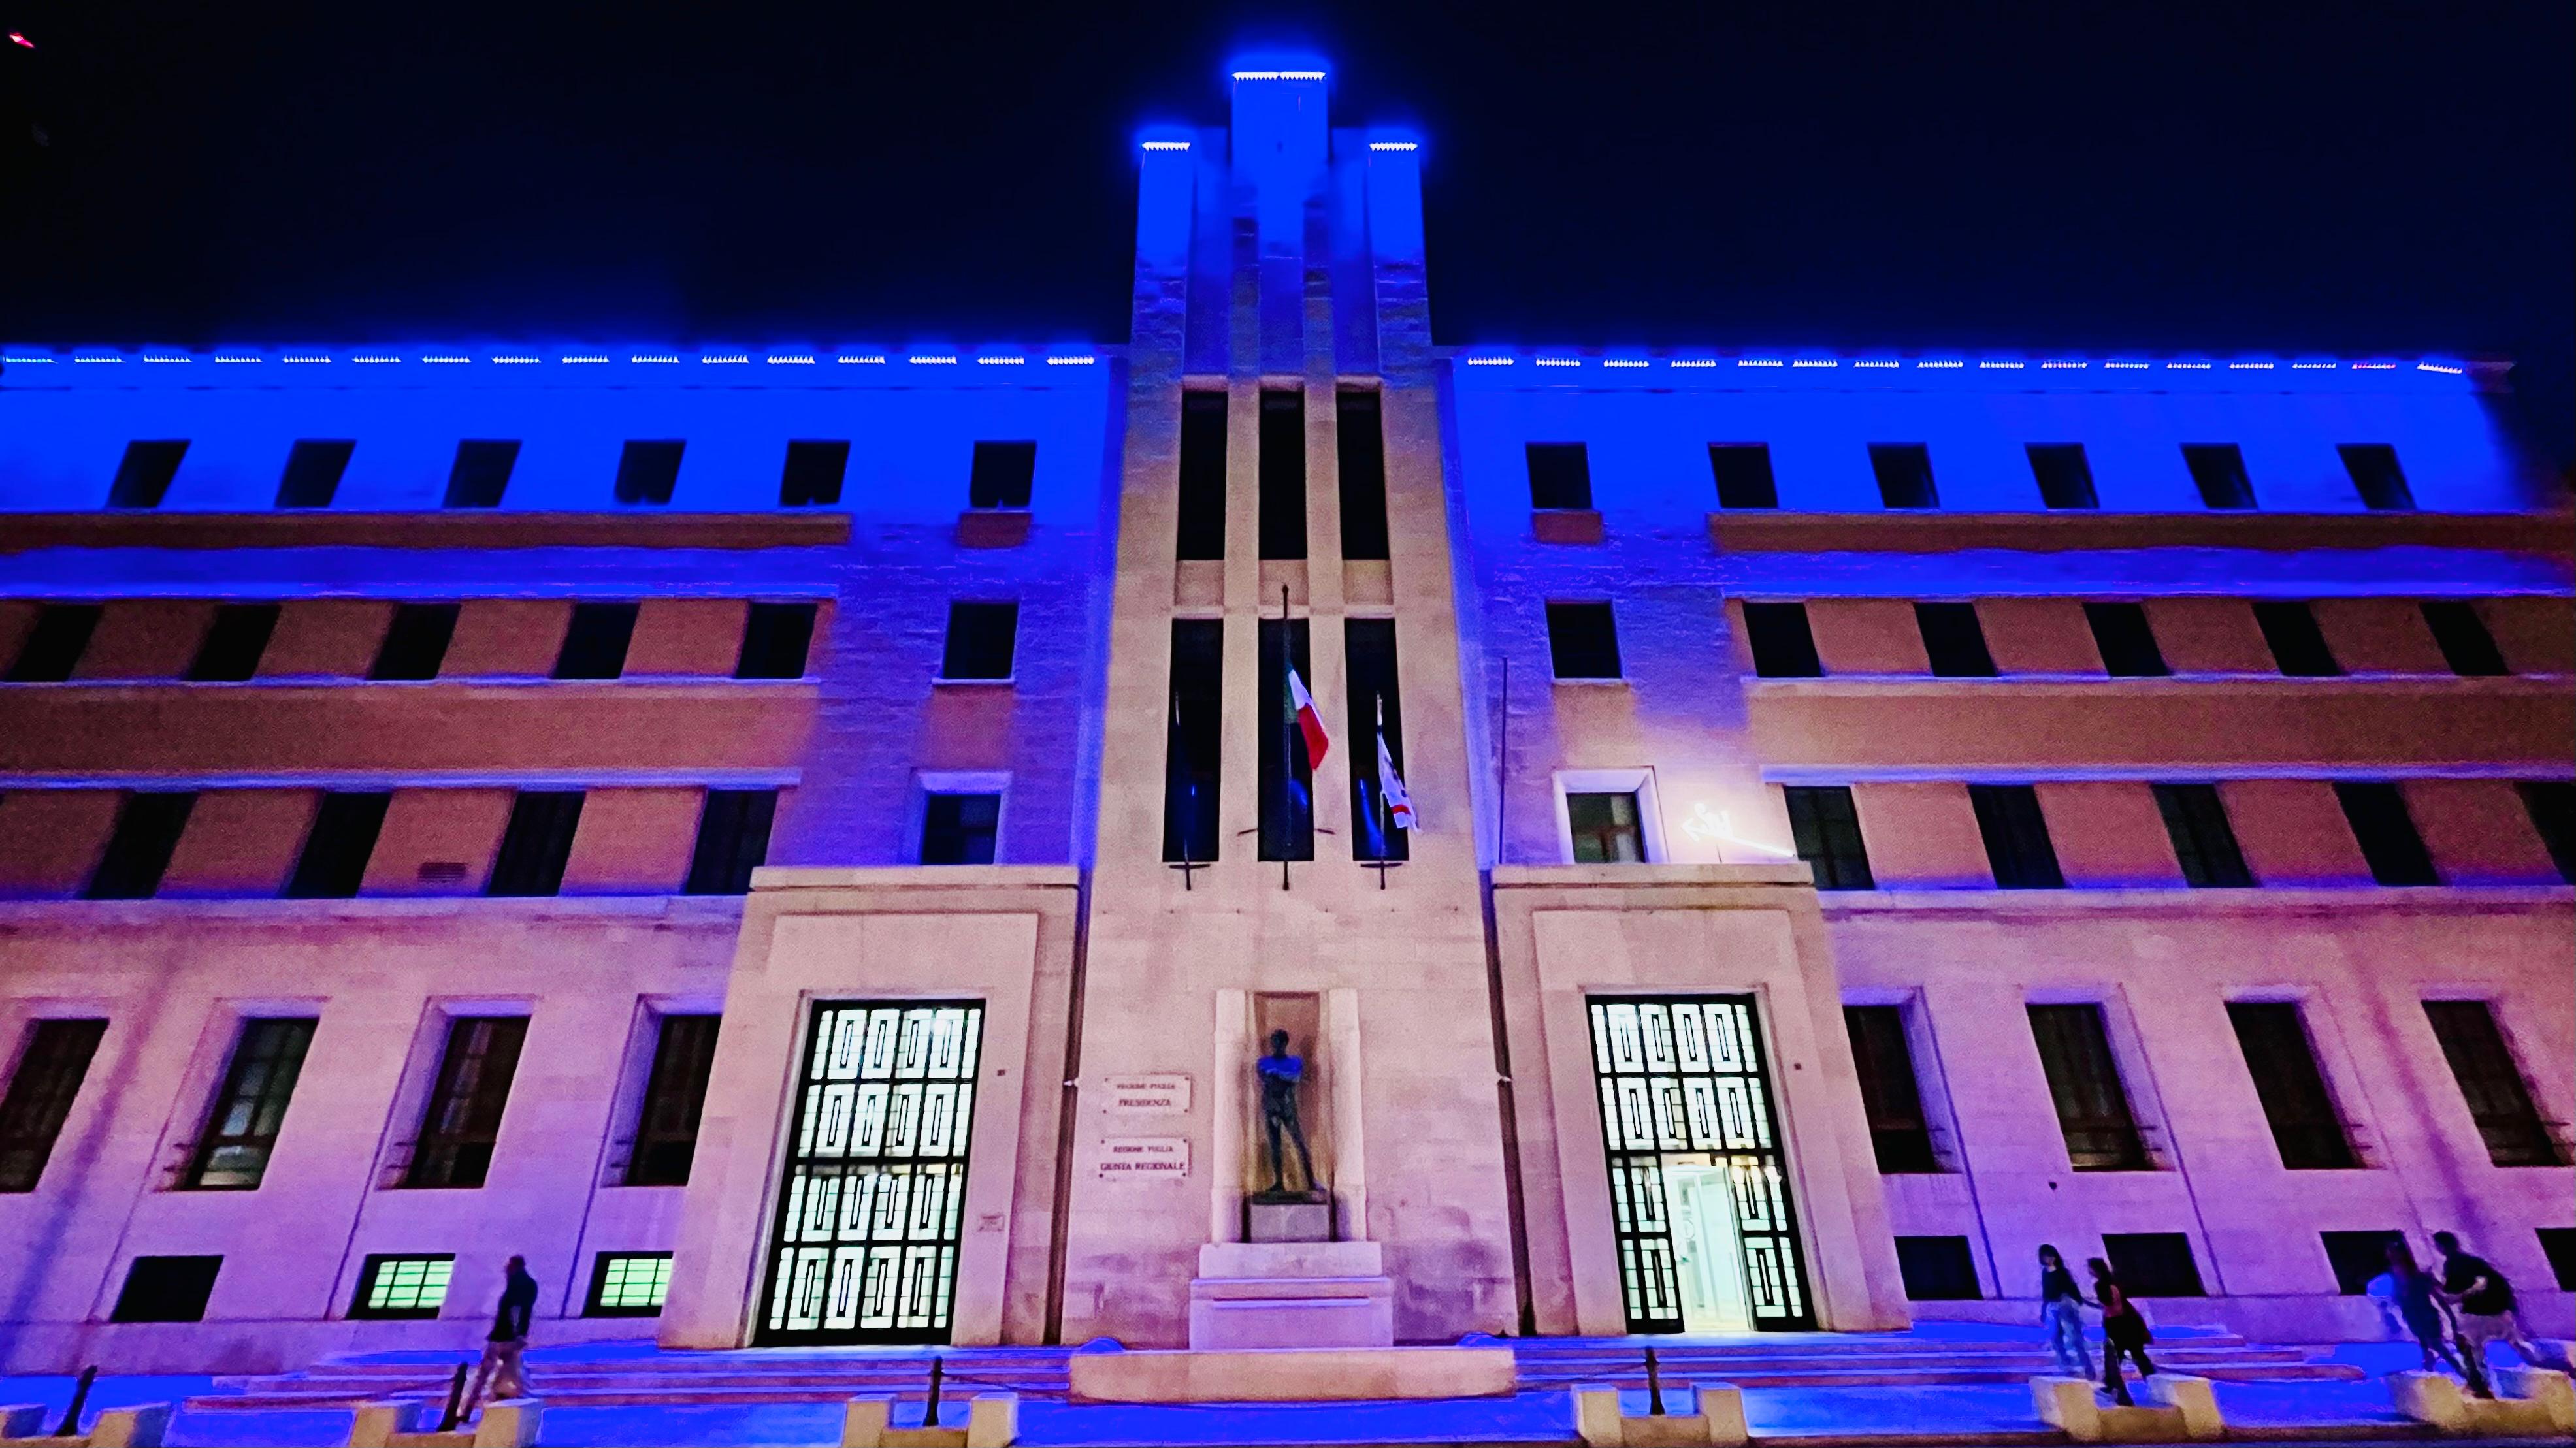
2104;1233;2206;1296
587;1253;674;1317
939;602;1019;681
2518;781;2575;884
2539;1229;2576;1291
6;603;103;682
2152;783;2254;888
1916;602;1997;677
2421;602;2508;677
186;603;280;682
627;1015;719;1186
85;792;197;900
614;441;685;505
1709;444;1778;509
1895;1237;1981;1300
2422;1000;2559;1167
2226;1002;2354;1170
683;790;777;895
443;440;520;509
1846;1005;1937;1171
109;440;189;508
1527;442;1593;510
1868;443;1938;509
1164;620;1224;863
779;440;849;507
1336;390;1390;560
112;1256;222;1323
2084;602;2170;677
2028;1003;2147;1170
285;791;393;899
406;1017;528;1189
1786;786;1874;890
276;440;355;509
1345;618;1407;861
2182;443;2255;509
0;1018;108;1192
186;1018;317;1189
1176;393;1228;560
2338;443;2413;510
921;792;1000;865
2334;782;2438;886
1258;390;1307;560
553;602;640;680
2321;1231;2409;1295
351;1254;454;1319
2026;444;2099;509
736;602;818;679
1567;792;1645;864
1742;602;1823;678
487;791;584;897
1970;784;2064;889
1257;618;1316;861
2253;602;2341;676
969;441;1037;509
1546;602;1622;680
369;603;459;681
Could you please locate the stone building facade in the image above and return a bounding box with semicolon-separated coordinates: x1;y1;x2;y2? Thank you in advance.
0;65;2568;1373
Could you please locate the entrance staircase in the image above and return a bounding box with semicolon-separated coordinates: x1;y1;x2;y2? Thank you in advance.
1509;1332;2366;1392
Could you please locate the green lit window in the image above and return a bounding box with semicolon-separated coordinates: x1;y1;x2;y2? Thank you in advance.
588;1253;673;1316
352;1254;453;1319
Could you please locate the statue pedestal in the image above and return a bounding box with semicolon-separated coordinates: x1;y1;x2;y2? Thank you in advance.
1245;1191;1333;1243
1188;1240;1394;1350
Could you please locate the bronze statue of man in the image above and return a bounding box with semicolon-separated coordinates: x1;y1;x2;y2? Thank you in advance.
1257;1028;1317;1196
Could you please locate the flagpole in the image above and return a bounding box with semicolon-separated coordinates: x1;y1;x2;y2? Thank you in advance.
1281;584;1292;892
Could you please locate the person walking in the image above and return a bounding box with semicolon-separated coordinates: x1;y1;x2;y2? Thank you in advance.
2085;1257;2156;1406
464;1255;539;1417
2037;1246;2094;1380
2432;1232;2544;1372
2384;1240;2488;1396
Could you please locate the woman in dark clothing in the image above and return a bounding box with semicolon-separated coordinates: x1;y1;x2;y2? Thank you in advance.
2038;1246;2093;1379
2086;1257;2156;1406
2385;1240;2488;1396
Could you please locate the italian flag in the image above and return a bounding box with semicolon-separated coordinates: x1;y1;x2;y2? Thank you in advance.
1286;667;1330;771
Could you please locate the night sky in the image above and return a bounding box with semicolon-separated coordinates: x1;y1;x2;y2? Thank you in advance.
5;3;2569;466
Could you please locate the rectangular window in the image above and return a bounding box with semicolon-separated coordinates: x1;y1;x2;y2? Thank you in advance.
109;440;189;508
1164;620;1224;864
186;603;281;682
284;792;392;900
2027;1003;2148;1170
6;603;104;683
1545;602;1622;680
487;791;584;897
735;602;817;680
368;603;459;681
2539;1229;2576;1291
1708;444;1778;509
2103;1233;2206;1296
586;1253;674;1317
2151;783;2254;888
614;440;685;505
2321;1231;2407;1294
2226;1002;2354;1170
406;1016;528;1188
626;1015;719;1186
968;440;1037;509
1176;392;1228;560
1915;602;1997;677
111;1255;222;1323
442;440;520;509
1257;618;1316;861
2519;781;2574;884
1742;602;1823;678
85;792;198;900
1567;791;1645;864
2421;602;2508;677
939;601;1019;681
0;1018;108;1192
2334;782;2437;886
1785;786;1874;890
2338;443;2413;510
920;792;1001;865
1845;1005;1937;1171
275;440;355;509
351;1254;454;1319
1868;443;1938;509
2026;443;2099;509
683;790;777;895
2182;443;2255;509
2084;602;2170;677
2422;1000;2560;1167
553;602;640;680
779;440;849;507
1970;784;2064;889
186;1017;318;1189
1336;390;1390;560
1894;1237;1980;1300
1345;618;1408;861
2253;601;2341;676
1526;442;1593;510
1258;390;1307;560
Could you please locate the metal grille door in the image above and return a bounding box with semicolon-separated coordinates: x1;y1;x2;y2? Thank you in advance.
758;1001;983;1343
1589;996;1814;1331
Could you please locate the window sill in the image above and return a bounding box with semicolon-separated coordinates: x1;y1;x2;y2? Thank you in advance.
1531;509;1604;545
932;675;1017;687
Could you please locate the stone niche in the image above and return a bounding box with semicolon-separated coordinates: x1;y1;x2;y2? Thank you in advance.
1214;988;1367;1243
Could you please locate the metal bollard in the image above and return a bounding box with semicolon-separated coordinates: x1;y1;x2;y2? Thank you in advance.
54;1366;98;1438
924;1356;945;1428
438;1362;470;1432
1645;1346;1664;1416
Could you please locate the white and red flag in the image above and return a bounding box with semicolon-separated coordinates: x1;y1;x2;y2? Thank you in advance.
1285;667;1330;771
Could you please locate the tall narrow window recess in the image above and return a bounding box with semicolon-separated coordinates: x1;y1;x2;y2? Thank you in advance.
2253;602;2341;677
2027;1003;2149;1170
2422;1000;2560;1167
1527;442;1594;509
968;441;1037;509
1336;389;1390;561
186;1017;318;1189
2026;444;2099;509
615;441;685;505
1256;617;1316;861
1915;603;1997;677
1164;620;1224;867
1709;444;1778;509
779;440;850;507
2226;1002;2355;1170
276;440;355;508
2338;443;2414;510
1868;443;1938;509
1345;618;1407;862
554;602;640;680
406;1016;529;1188
1970;784;2064;889
287;791;393;899
1546;602;1623;681
2334;782;2439;886
488;791;585;897
627;1014;719;1186
1175;393;1228;561
1742;602;1823;679
2182;443;2255;509
921;793;1001;865
443;440;521;509
2084;602;2170;677
939;602;1019;681
85;792;198;900
685;790;778;895
736;602;819;679
1784;786;1874;890
1258;390;1307;560
370;603;459;681
0;1018;109;1192
2152;783;2253;888
108;440;189;508
6;603;103;682
187;603;282;682
2517;781;2575;885
2421;602;2509;677
1844;1005;1938;1171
